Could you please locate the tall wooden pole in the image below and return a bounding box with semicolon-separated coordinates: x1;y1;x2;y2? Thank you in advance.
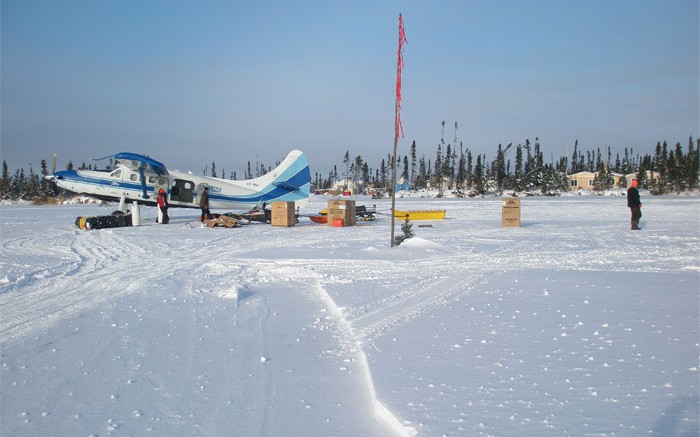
391;14;407;247
390;114;398;246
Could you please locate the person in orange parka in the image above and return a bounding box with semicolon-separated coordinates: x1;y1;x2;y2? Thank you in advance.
627;179;642;230
157;188;169;224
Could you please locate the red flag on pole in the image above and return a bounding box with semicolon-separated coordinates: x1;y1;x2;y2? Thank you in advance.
395;14;408;141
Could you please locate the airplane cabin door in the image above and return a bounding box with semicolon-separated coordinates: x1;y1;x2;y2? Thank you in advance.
171;179;194;204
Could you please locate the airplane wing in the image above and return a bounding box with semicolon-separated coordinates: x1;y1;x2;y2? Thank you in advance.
100;152;168;199
112;152;168;176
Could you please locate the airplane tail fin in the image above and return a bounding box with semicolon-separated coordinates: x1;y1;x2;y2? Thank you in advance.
249;150;311;208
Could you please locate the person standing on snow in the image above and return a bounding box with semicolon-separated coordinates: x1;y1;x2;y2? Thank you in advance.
627;179;642;230
199;186;210;222
157;188;169;224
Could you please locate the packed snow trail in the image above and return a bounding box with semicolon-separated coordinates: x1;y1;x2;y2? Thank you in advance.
1;272;411;436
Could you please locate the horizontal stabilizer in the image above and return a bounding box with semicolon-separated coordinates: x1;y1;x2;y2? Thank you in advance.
273;181;301;192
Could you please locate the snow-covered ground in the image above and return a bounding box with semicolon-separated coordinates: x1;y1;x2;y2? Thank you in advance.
1;194;698;437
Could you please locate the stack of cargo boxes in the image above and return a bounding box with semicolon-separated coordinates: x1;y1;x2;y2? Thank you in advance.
501;198;521;227
327;199;356;227
271;201;296;227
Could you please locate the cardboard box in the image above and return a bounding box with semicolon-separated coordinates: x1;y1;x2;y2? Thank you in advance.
501;198;521;227
271;201;295;227
327;200;356;226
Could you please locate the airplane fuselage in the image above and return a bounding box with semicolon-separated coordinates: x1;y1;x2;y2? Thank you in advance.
51;150;310;211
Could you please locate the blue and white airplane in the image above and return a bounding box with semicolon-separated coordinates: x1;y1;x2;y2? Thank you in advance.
49;149;311;210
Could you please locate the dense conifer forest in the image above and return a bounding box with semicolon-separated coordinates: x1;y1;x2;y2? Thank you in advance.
2;136;698;202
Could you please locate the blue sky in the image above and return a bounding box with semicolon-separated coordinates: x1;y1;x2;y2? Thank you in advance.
2;0;698;176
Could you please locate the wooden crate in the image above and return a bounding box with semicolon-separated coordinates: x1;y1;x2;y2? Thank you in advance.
327;200;355;226
501;198;521;227
271;201;295;227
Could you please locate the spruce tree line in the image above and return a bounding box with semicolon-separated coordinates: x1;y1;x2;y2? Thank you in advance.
314;136;699;197
1;159;57;203
1;136;698;202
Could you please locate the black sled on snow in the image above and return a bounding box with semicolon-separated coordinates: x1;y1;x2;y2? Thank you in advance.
75;211;132;230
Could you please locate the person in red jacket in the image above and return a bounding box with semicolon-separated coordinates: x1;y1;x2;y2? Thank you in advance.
627;179;642;230
157;188;169;224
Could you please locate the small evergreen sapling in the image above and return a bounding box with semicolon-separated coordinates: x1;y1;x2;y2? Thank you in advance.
394;217;415;246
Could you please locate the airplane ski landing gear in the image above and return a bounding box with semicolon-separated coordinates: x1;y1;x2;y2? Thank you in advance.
117;193;128;215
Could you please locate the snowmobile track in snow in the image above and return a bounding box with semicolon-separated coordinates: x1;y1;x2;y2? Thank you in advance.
347;274;484;343
2;229;183;345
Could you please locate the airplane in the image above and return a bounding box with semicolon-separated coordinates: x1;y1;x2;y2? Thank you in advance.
48;149;311;211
